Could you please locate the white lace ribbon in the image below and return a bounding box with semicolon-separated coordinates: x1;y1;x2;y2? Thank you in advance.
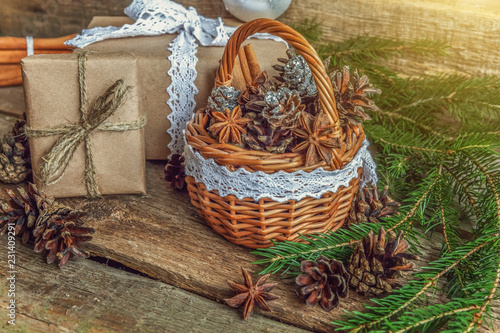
66;0;283;157
184;137;378;202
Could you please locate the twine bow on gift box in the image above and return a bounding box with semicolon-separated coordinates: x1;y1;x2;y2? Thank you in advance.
25;52;146;198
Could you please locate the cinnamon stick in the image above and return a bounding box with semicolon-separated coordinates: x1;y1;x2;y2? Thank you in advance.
0;49;73;64
0;34;77;50
237;47;253;86
0;64;22;86
243;44;261;80
232;56;247;92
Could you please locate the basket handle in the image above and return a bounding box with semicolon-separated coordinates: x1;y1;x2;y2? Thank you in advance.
216;18;340;131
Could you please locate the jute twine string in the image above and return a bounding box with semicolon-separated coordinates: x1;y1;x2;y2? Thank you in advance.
25;51;146;198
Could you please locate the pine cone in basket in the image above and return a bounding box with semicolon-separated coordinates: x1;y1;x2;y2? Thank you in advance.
238;71;277;114
347;227;418;296
262;87;305;129
346;185;401;225
207;86;241;115
164;154;187;190
0;183;94;267
328;64;381;126
273;48;318;98
243;112;294;154
296;255;350;311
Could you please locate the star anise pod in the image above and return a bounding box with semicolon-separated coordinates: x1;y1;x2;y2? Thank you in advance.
208;106;251;144
292;112;341;166
224;267;279;320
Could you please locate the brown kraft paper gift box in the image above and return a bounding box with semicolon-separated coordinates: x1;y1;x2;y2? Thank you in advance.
21;52;146;198
85;16;288;160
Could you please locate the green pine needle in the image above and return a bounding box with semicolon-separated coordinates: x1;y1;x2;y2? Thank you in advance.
253;18;500;332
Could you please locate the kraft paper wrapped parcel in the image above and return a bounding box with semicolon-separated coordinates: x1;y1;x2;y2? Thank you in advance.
21;52;147;198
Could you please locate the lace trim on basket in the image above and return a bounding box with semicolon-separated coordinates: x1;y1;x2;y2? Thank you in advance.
184;137;378;202
66;0;284;157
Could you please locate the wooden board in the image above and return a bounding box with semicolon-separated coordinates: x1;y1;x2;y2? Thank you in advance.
0;86;24;118
0;239;307;333
1;0;499;77
25;161;449;332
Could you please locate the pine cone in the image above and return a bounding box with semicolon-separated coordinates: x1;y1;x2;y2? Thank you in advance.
164;154;186;190
296;255;350;311
329;65;381;126
262;87;305;129
238;71;276;114
347;227;418;296
273;48;318;98
0;183;94;267
207;86;241;115
0;135;31;184
346;185;401;225
243;112;294;154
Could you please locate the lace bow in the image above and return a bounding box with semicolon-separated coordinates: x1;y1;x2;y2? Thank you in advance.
66;0;282;157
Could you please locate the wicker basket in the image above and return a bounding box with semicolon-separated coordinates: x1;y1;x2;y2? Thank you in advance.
185;19;366;249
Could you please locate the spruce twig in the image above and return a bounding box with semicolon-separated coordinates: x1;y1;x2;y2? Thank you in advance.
251;18;500;332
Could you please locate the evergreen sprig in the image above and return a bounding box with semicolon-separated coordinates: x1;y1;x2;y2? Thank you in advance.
251;19;500;332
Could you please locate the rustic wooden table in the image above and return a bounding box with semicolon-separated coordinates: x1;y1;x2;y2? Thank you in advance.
0;85;497;332
1;1;499;331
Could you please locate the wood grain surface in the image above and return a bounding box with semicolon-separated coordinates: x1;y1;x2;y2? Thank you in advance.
1;0;499;77
0;160;454;332
0;97;455;331
0;239;307;333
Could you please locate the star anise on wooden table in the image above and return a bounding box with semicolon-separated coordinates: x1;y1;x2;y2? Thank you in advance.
224;267;279;320
208;106;251;144
292;112;340;166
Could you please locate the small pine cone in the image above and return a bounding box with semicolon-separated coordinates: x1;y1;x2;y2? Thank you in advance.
0;136;31;184
296;255;350;311
273;48;318;98
347;227;418;296
164;154;186;190
243;112;294;154
207;86;240;115
238;71;277;113
262;87;305;128
346;185;401;225
0;183;94;267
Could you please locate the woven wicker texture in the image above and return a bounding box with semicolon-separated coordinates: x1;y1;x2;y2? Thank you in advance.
185;19;366;248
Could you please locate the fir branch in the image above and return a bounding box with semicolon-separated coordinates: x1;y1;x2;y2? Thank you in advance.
316;36;449;67
462;156;500;331
439;194;452;253
291;18;322;43
253;171;441;274
375;108;450;140
393;305;480;333
335;237;495;332
253;18;500;331
442;163;479;218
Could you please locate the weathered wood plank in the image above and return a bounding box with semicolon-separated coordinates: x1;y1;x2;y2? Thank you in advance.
29;161;451;333
0;85;498;331
0;239;308;333
281;0;500;77
0;86;24;119
1;0;499;77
